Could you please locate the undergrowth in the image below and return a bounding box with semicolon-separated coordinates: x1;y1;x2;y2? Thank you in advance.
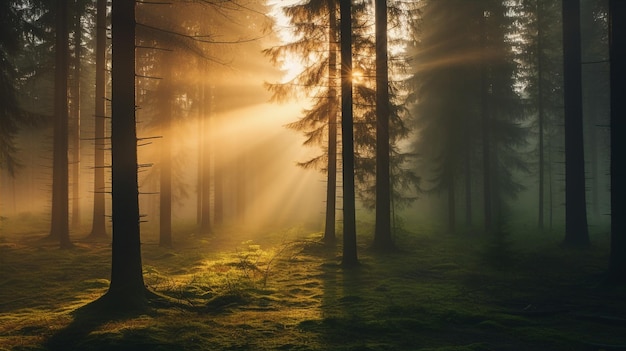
1;225;625;351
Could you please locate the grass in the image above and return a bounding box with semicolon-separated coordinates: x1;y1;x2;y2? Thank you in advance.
1;219;626;350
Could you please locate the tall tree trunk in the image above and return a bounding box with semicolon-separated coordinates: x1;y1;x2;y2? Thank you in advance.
236;151;246;223
340;0;358;267
49;0;72;249
373;0;394;251
196;83;202;226
464;115;473;227
88;0;108;239
562;0;590;247
608;0;626;284
71;3;82;230
159;63;173;248
214;161;223;225
548;129;555;230
448;176;456;233
480;11;493;234
536;0;545;231
103;0;147;308
323;0;338;244
214;108;223;226
199;81;212;234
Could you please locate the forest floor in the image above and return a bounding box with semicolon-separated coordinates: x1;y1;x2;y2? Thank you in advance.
1;215;626;350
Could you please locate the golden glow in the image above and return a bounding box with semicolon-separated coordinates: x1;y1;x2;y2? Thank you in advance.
351;69;365;85
279;54;304;83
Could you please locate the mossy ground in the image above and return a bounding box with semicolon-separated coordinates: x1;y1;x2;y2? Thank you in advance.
1;217;625;350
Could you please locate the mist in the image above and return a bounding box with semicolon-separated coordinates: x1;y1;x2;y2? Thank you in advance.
1;0;624;350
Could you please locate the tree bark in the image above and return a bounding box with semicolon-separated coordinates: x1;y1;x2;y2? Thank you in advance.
324;0;338;245
71;2;82;230
562;0;590;247
88;0;108;240
608;0;626;284
448;176;456;234
214;108;223;226
199;81;212;234
49;0;72;249
104;0;147;308
480;11;493;234
159;59;173;248
89;0;107;238
373;0;394;251
340;0;358;267
536;0;545;231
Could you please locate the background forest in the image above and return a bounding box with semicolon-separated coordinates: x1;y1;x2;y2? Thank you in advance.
1;0;626;350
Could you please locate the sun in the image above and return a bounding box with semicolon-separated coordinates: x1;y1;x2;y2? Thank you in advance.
351;69;365;85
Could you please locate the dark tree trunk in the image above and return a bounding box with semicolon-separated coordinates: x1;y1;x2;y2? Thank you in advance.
70;3;82;230
340;0;358;267
214;111;223;226
102;0;147;308
464;116;473;227
159;61;173;248
49;0;72;249
448;176;456;234
199;82;212;234
236;151;246;223
88;0;108;240
562;0;590;247
373;0;394;251
196;89;202;226
536;0;545;231
323;0;338;245
608;0;626;284
480;11;493;234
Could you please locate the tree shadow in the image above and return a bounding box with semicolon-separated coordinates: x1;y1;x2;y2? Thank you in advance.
44;298;160;351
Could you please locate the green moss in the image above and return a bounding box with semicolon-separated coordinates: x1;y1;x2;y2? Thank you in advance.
1;225;625;351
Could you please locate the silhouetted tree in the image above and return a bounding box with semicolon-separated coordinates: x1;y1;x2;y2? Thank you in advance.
372;0;393;251
608;0;626;284
100;0;148;309
581;0;610;224
341;0;358;267
87;0;109;240
159;54;173;248
48;0;72;249
70;0;86;230
0;2;32;176
325;0;339;244
562;0;590;247
197;74;212;235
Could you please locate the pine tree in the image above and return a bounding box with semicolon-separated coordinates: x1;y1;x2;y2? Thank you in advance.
0;2;33;176
608;0;626;284
101;0;148;309
265;0;341;244
87;0;109;240
48;0;72;248
373;0;393;251
340;0;358;267
562;0;590;247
